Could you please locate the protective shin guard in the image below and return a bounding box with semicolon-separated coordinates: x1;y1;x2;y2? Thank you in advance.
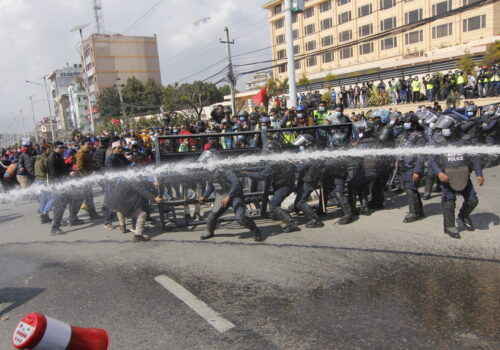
443;200;460;238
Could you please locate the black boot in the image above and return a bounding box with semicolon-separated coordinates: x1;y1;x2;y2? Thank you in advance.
253;228;264;242
300;203;324;228
423;174;434;200
359;196;371;216
335;192;354;225
272;207;298;232
458;199;478;231
40;213;52;224
443;200;460;239
404;192;424;223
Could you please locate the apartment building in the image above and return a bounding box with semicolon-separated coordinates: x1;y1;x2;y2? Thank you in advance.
264;0;500;81
82;33;162;105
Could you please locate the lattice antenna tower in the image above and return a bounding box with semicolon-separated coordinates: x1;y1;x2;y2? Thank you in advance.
93;0;105;34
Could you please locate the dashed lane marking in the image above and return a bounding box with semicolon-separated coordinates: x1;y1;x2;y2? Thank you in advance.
154;275;235;333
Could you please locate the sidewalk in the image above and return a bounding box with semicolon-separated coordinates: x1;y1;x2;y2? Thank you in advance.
342;96;500;115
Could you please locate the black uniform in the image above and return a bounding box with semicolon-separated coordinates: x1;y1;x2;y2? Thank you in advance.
201;168;262;241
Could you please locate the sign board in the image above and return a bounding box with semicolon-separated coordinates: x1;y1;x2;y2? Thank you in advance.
291;0;305;13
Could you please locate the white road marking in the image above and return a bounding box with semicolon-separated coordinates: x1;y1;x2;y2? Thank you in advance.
154;275;235;333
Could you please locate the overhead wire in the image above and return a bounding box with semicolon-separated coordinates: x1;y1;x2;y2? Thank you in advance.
122;0;167;34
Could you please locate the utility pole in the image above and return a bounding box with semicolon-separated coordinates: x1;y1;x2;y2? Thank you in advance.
114;78;126;117
42;77;57;141
29;96;39;143
284;0;298;108
220;27;236;116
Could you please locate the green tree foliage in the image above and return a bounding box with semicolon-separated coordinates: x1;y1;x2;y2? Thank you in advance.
482;41;500;67
97;87;121;119
297;75;311;87
367;86;390;107
457;53;476;80
161;81;224;120
217;85;231;97
324;73;336;89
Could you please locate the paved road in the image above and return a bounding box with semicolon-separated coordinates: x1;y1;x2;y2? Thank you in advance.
0;166;499;349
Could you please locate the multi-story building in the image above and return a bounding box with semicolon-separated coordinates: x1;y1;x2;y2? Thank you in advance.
82;33;162;105
47;64;83;130
264;0;500;82
68;82;91;133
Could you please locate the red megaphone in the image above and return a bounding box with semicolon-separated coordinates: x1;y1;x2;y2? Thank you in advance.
12;312;109;350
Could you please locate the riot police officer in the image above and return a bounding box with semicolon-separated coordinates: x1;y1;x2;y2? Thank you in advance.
245;141;298;233
292;134;324;228
397;113;426;223
429;115;485;239
198;150;263;241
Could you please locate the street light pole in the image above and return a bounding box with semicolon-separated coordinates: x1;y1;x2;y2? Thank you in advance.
284;0;297;108
26;80;56;141
114;77;126;117
71;23;95;134
29;95;39;143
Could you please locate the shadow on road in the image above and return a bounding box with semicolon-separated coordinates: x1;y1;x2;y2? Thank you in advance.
0;287;45;318
0;214;23;224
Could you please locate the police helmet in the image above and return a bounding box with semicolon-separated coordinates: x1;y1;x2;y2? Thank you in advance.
238;110;249;119
292;134;314;147
372;109;391;124
434;114;462;130
266;140;282;152
483;104;497;116
260;116;271;124
197;149;220;163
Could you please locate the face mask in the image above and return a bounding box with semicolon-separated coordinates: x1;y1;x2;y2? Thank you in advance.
240;117;245;121
442;128;452;137
299;146;305;153
429;123;435;129
467;112;474;117
486;111;495;116
297;113;304;119
319;107;326;113
270;116;275;121
403;122;412;130
358;133;363;139
261;126;268;130
131;141;138;145
389;120;396;126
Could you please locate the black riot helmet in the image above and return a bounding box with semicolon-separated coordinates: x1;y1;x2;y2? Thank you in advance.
434;114;462;137
402;112;422;131
266;140;282;152
483;104;497;117
465;104;478;118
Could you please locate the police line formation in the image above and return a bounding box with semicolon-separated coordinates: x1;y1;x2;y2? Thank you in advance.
1;102;499;243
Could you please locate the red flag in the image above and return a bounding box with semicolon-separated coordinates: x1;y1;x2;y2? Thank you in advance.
252;86;267;106
111;118;120;125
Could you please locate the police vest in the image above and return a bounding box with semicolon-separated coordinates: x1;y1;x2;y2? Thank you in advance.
457;75;464;85
211;170;232;195
282;121;297;144
412;81;420;91
398;131;425;170
272;163;296;188
492;73;500;82
426;82;433;90
178;143;188;152
314;111;328;125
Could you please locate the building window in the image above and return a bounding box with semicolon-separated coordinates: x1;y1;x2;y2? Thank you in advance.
304;23;315;35
307;56;317;67
277;49;287;59
432;0;452;16
321;35;333;46
304;7;314;19
323;51;334;63
380;0;396;10
339;29;352;42
293;29;299;40
274;4;282;15
432;23;453;38
359;23;373;37
340;46;353;59
320;18;333;30
276;34;285;45
405;9;423;25
380;17;396;31
275;19;284;30
463;14;486;32
337;0;350;5
292;13;298;23
338;11;352;25
405;30;424;44
295;60;301;69
359;42;374;55
278;63;287;73
358;4;372;18
294;45;300;54
381;36;397;50
320;1;332;13
305;40;317;51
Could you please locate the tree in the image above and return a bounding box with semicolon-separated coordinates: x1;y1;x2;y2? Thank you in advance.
297;75;311;87
97;87;121;119
324;73;336;89
482;41;500;67
217;85;231;97
457;52;476;80
161;81;224;120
